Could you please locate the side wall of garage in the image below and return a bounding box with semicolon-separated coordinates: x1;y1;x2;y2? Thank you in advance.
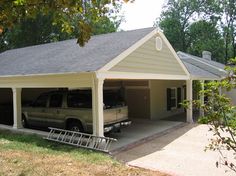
150;80;185;120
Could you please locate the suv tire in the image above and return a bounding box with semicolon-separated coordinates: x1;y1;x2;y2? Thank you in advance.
67;120;84;132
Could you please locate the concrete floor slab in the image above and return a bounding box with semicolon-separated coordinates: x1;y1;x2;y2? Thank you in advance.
109;119;184;152
115;124;235;176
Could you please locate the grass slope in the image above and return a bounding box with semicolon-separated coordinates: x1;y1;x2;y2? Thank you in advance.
0;130;168;176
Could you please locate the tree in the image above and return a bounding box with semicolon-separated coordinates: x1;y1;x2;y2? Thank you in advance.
156;0;207;52
0;0;129;47
187;20;225;62
220;0;236;62
0;10;122;52
156;0;236;64
1;13;71;51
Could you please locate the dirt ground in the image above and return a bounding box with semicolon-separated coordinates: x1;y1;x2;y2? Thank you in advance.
0;150;169;176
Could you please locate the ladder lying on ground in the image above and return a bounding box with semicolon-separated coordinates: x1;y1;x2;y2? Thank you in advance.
45;127;117;153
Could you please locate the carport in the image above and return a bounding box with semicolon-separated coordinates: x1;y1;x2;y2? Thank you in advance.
0;27;192;138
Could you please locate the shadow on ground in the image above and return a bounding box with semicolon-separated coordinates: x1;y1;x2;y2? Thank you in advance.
114;124;198;162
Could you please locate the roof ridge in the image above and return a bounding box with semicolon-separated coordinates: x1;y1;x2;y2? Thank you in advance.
2;27;156;54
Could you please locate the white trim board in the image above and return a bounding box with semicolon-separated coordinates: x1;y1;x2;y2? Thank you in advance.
96;71;189;80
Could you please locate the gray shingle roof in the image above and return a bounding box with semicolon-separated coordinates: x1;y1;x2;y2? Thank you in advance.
177;51;227;80
0;27;155;76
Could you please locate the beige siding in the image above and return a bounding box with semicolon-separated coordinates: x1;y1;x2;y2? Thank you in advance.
150;80;185;119
110;34;186;75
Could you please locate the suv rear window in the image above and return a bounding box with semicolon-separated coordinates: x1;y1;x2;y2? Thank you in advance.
104;90;124;108
49;94;63;108
67;91;92;108
33;94;48;107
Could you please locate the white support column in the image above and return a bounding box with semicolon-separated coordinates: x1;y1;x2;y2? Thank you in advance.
186;80;194;123
200;80;205;117
12;88;23;129
92;77;104;137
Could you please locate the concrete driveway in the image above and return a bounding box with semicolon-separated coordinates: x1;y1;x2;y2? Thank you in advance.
114;124;235;176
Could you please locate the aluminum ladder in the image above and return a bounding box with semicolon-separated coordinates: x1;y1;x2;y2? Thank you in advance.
45;127;117;153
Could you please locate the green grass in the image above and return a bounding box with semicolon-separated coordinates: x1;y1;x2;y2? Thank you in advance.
0;130;116;165
0;130;165;176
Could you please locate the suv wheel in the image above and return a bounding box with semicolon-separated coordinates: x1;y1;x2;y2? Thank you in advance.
67;120;84;132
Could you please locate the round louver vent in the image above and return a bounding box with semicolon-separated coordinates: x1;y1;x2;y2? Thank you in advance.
155;37;162;51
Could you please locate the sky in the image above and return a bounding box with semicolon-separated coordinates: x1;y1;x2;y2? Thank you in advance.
119;0;166;31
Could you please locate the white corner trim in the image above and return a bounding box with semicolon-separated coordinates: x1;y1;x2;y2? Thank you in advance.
158;32;190;77
98;28;159;72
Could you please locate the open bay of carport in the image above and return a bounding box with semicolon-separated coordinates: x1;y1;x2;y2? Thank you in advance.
109;118;185;153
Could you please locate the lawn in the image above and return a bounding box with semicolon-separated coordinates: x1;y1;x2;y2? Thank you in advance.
0;130;168;176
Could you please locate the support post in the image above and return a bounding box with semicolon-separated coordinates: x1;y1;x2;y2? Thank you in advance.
12;88;22;129
186;80;193;123
92;77;104;137
200;80;205;117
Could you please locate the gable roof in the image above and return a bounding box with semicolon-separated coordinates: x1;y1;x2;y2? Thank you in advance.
0;27;155;76
177;51;227;80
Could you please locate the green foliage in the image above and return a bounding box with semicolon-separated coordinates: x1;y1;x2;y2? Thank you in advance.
0;8;122;52
192;58;236;172
187;20;225;62
156;0;208;52
0;0;128;47
156;0;236;63
197;116;209;124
